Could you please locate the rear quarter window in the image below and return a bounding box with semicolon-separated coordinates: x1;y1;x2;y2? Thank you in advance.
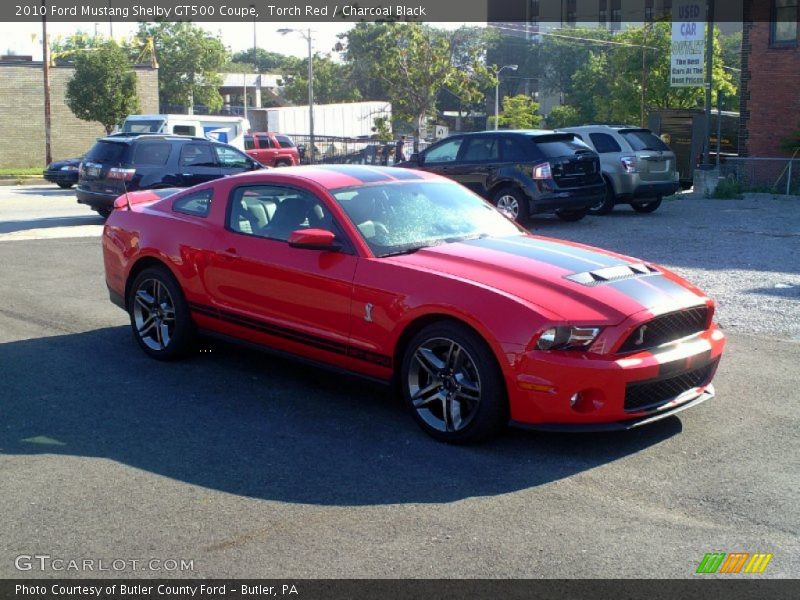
85;141;129;163
500;136;541;162
276;135;295;148
173;189;213;217
588;132;623;153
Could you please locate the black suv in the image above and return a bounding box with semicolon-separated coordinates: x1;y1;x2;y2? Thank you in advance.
76;134;263;217
397;130;605;222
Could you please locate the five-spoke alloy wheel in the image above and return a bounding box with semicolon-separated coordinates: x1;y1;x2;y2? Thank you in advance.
401;322;507;443
129;266;193;360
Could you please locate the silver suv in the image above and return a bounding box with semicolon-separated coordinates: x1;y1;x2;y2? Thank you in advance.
560;125;680;214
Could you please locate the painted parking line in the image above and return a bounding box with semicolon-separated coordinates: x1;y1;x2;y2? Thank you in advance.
0;225;103;242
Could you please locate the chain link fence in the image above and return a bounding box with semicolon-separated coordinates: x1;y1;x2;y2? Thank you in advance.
719;157;800;195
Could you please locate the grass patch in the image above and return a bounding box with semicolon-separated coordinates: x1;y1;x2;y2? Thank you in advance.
0;167;43;177
707;177;744;199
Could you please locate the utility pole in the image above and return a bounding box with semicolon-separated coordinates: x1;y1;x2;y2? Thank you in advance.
703;0;715;167
41;0;52;165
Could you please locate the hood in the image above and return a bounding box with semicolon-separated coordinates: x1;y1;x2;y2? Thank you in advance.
385;234;706;324
47;157;82;170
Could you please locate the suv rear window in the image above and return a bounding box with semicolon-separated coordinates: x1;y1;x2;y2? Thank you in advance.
620;130;670;151
85;141;129;163
532;134;593;158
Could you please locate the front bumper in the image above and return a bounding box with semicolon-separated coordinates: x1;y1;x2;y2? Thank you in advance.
506;326;725;428
44;170;79;185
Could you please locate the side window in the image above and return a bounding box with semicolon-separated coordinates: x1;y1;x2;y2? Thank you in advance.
179;143;217;167
771;0;799;46
132;142;171;166
172;125;197;136
461;137;500;162
244;135;255;151
173;189;213;217
276;135;295;148
423;137;464;163
255;134;272;148
589;133;623;154
501;137;535;162
228;185;335;242
215;145;251;169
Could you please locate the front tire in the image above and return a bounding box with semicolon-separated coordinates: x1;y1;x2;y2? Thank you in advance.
555;208;589;222
128;266;194;360
401;322;508;444
631;197;662;213
492;187;529;224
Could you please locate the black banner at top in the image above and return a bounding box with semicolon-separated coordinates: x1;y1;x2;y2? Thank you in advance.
1;0;759;23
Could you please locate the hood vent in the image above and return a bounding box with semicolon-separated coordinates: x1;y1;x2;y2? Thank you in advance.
565;263;659;286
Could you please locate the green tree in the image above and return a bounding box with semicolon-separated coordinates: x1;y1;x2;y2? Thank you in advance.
280;55;361;104
230;48;291;72
65;41;139;133
545;104;581;128
344;23;493;150
135;22;228;112
491;94;542;129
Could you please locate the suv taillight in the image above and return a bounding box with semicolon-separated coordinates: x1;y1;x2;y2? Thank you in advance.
621;156;638;173
108;168;136;181
532;162;552;180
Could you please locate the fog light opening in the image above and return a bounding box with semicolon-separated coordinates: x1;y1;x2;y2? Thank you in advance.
569;388;605;413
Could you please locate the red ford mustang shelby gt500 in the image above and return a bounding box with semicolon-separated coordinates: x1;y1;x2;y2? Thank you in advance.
102;165;725;443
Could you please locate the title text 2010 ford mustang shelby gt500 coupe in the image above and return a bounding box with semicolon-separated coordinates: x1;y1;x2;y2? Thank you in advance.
102;165;725;443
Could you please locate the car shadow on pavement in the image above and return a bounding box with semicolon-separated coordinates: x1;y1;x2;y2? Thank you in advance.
0;214;105;234
0;327;682;506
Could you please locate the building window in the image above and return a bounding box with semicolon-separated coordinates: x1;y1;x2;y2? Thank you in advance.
610;0;622;31
599;0;607;25
566;0;577;25
645;0;654;21
771;0;799;46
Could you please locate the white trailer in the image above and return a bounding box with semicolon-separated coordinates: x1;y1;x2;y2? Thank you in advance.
120;114;251;150
265;102;391;138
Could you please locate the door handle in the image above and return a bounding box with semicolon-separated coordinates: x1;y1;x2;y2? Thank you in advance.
220;248;239;260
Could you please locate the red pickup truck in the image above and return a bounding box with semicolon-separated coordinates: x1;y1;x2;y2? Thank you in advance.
244;132;300;167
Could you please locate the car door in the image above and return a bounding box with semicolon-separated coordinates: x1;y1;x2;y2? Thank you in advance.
177;142;222;187
416;136;466;181
255;133;278;166
214;143;258;176
204;183;358;370
452;134;500;197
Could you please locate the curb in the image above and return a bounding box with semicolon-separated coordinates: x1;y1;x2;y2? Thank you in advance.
0;178;49;186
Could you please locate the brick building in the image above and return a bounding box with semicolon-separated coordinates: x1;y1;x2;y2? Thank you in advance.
0;59;158;168
739;0;800;157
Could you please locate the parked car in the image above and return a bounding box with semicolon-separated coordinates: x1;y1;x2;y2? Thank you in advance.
76;135;263;217
559;125;681;214
396;130;605;223
244;132;300;167
102;165;725;444
43;156;82;188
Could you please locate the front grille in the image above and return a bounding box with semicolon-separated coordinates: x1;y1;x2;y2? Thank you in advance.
618;305;709;353
624;358;718;412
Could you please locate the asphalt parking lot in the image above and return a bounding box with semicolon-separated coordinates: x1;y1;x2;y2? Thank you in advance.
0;185;798;579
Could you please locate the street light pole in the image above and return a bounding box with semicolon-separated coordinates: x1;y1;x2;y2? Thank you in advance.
278;28;315;164
494;64;518;131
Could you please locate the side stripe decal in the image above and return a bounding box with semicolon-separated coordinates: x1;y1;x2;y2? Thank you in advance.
188;301;391;367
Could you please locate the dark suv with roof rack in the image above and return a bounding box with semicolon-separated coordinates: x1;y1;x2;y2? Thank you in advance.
76;134;263;217
395;129;605;223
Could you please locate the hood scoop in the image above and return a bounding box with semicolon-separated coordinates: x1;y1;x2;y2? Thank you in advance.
566;263;659;286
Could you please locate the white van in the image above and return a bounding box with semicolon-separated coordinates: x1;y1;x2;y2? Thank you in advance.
120;114;251;150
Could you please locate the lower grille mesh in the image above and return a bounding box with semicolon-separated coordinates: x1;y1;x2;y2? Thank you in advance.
624;358;719;412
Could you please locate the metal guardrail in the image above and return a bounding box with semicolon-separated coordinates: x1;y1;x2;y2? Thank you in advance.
719;157;800;195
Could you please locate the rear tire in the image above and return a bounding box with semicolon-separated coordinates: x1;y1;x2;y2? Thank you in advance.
555;208;589;222
400;321;508;444
589;180;616;215
631;197;662;213
492;187;529;224
128;266;194;361
275;160;291;168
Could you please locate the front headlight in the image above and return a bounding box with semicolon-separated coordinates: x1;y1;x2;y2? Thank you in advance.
61;165;79;171
536;326;602;351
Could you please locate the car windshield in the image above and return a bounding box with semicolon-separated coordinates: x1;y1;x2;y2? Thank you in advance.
122;119;165;134
331;181;522;257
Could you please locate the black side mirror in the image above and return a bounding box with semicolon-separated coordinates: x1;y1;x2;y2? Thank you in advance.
409;153;422;165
